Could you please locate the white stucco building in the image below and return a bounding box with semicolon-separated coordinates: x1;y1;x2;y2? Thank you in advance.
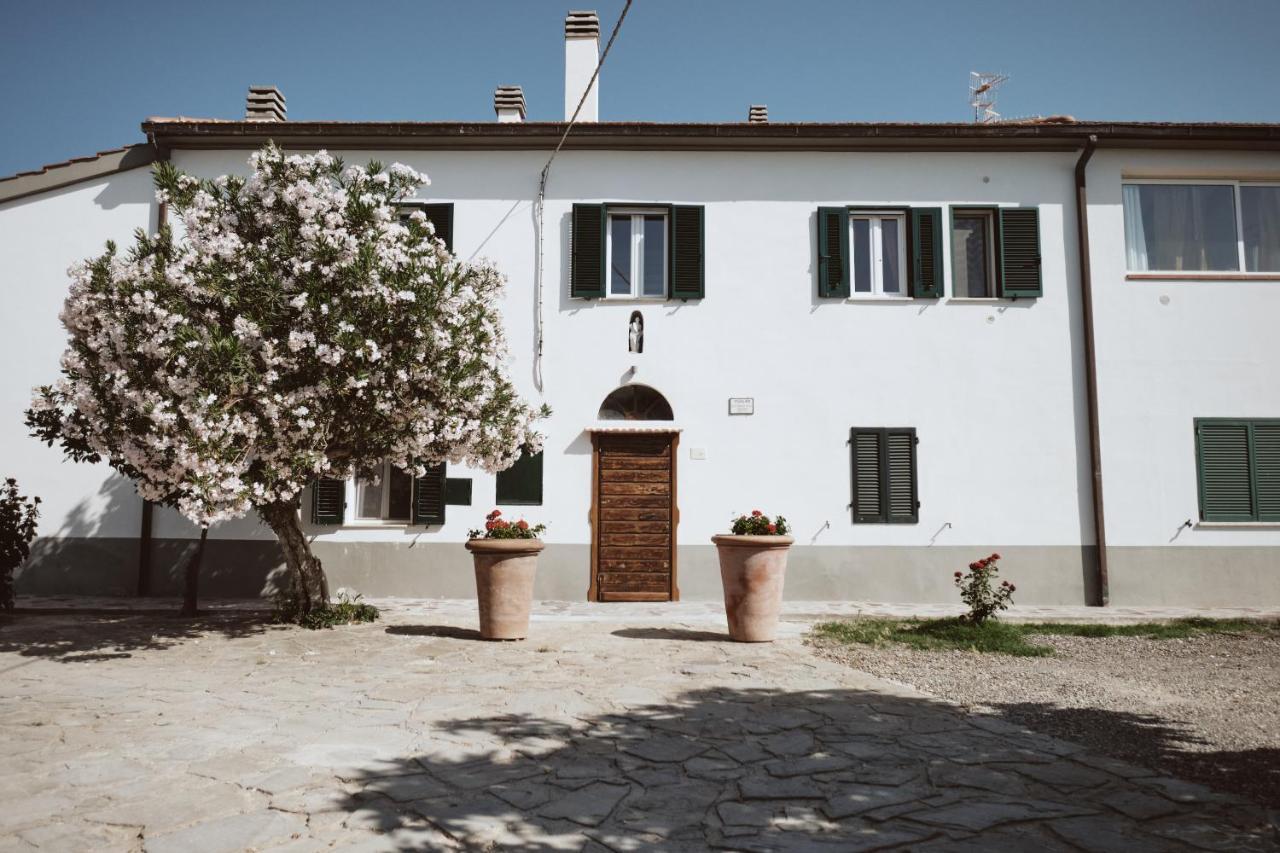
2;12;1278;606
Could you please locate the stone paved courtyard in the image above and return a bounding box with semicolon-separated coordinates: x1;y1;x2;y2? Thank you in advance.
2;601;1278;851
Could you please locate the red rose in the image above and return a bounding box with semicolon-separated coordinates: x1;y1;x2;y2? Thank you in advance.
752;510;763;517
516;520;529;530
767;523;777;533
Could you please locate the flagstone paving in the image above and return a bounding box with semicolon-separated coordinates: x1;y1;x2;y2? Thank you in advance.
1;604;1277;851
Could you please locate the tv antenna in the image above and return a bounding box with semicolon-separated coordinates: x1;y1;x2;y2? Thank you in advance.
969;72;1009;123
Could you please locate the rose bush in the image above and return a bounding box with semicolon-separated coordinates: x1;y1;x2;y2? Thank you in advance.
954;552;1016;624
27;144;543;616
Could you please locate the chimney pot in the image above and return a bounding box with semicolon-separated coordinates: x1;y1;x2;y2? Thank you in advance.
748;105;768;124
245;85;286;122
494;85;527;122
564;10;600;122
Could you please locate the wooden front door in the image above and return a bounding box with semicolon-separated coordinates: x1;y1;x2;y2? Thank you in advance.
590;432;679;601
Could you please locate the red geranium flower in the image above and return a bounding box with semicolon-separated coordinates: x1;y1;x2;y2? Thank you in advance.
516;519;529;530
752;510;763;517
767;523;777;533
969;562;981;570
991;552;1001;560
1009;584;1016;592
954;571;963;578
485;521;495;530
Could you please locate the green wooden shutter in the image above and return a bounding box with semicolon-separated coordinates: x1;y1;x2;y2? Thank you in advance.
412;463;447;525
444;477;473;506
1196;421;1255;521
310;478;346;525
496;452;543;505
851;429;885;523
998;207;1043;298
885;428;919;524
1251;422;1280;521
669;205;705;300
571;203;606;298
817;207;850;298
420;203;454;253
910;208;944;298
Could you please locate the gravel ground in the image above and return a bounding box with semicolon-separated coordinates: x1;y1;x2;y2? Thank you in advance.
810;624;1280;810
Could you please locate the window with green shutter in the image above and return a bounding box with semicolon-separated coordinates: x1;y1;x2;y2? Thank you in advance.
310;478;346;525
669;205;705;300
816;207;850;298
412;463;447;525
910;208;944;298
998;207;1043;298
571;203;607;298
398;202;454;252
496;451;543;506
1196;418;1280;522
850;428;919;524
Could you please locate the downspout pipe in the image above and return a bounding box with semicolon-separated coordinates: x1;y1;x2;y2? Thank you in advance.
1074;134;1108;606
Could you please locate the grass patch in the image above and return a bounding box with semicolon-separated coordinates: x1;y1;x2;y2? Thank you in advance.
813;617;1274;657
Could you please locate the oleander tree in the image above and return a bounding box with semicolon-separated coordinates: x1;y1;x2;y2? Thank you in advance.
27;144;543;617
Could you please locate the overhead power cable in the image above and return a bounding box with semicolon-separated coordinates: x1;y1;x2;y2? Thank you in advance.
533;0;633;391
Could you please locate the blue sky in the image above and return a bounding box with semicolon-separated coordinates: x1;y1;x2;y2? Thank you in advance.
3;0;1278;177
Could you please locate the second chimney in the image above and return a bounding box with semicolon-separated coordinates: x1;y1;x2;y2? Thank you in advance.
564;11;599;122
245;85;286;122
748;105;769;123
494;86;526;122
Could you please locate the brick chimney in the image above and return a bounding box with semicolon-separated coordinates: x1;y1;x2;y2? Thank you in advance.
245;86;286;122
564;11;599;122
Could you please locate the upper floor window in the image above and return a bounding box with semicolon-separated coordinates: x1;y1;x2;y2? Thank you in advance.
951;209;998;297
608;209;667;298
851;212;907;296
1123;182;1280;273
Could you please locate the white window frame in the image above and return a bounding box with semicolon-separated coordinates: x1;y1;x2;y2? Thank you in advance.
605;207;668;300
849;210;909;298
1122;178;1280;276
348;461;412;526
950;208;999;299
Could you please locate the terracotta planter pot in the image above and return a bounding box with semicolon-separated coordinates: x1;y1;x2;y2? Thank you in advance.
711;534;794;642
464;538;544;640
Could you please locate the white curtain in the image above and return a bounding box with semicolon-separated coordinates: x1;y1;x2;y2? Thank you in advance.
1122;184;1149;271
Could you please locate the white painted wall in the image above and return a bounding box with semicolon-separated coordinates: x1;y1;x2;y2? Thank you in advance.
1086;150;1280;548
0;168;155;540
7;143;1275;588
167;148;1091;552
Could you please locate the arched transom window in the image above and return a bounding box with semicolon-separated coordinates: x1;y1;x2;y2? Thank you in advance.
597;384;674;421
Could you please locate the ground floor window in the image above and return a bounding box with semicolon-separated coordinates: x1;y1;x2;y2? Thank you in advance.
851;427;919;524
1195;419;1280;522
355;462;414;522
496;451;544;505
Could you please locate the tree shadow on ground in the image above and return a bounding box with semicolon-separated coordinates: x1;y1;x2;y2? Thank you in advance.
385;625;484;641
981;702;1280;812
330;686;1275;852
611;627;729;642
0;611;278;664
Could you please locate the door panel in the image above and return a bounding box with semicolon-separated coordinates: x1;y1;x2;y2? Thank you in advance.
591;433;678;601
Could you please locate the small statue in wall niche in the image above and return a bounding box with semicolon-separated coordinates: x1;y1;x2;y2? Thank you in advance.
628;310;644;354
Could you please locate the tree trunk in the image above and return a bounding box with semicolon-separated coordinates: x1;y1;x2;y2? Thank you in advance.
179;526;207;617
260;500;329;614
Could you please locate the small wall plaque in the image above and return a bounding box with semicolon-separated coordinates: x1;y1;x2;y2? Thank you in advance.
728;397;754;415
